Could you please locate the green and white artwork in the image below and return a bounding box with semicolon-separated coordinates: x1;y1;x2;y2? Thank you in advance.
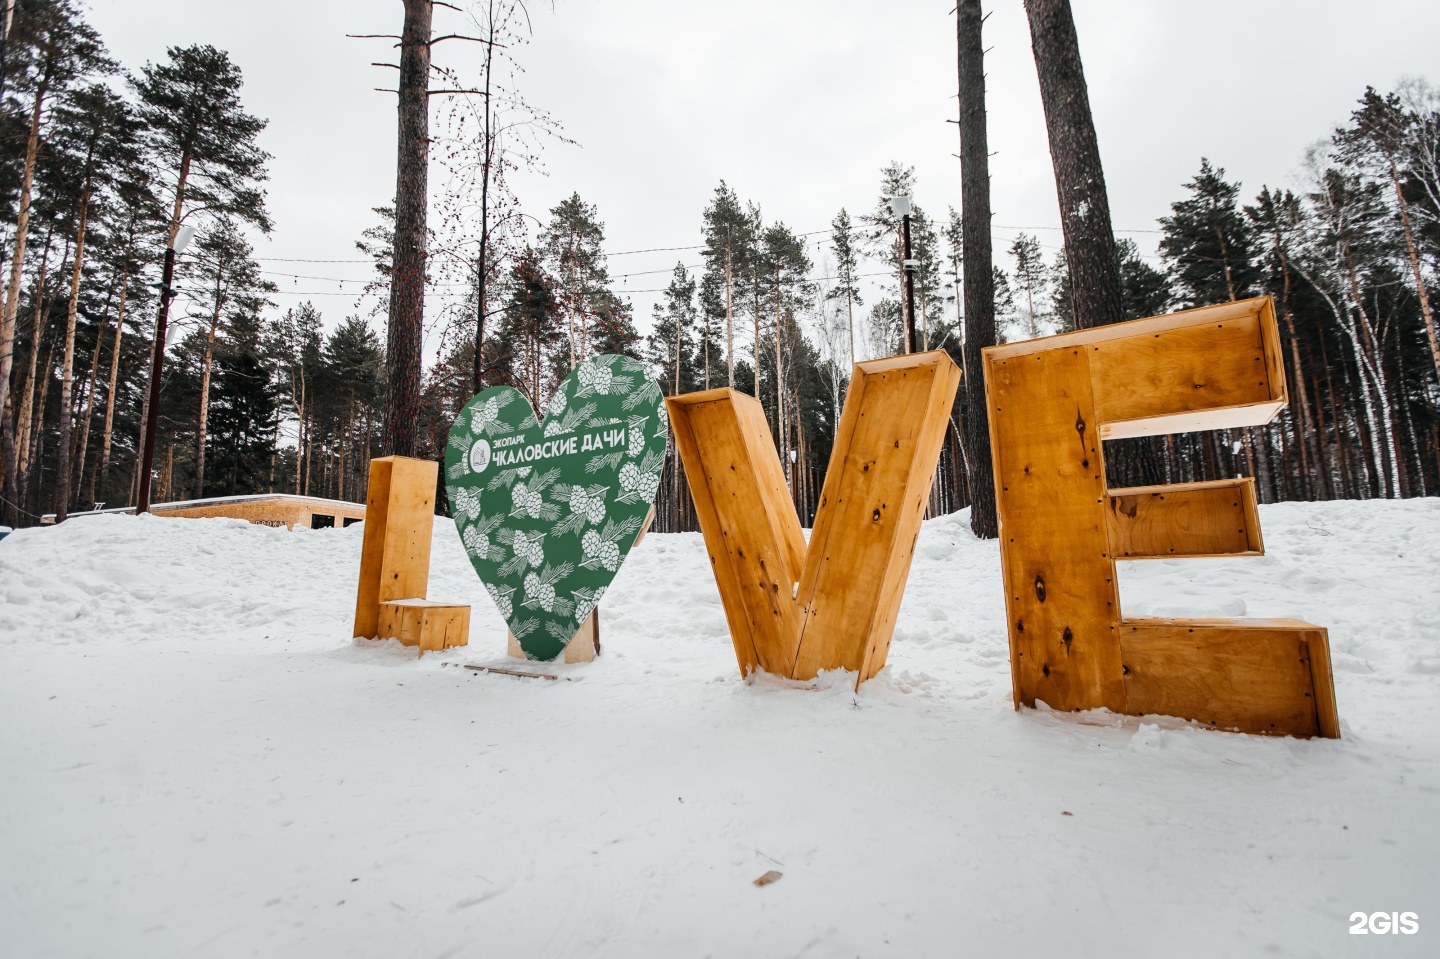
445;354;668;661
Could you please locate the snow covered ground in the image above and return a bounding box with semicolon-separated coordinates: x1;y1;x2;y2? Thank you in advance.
2;498;1437;958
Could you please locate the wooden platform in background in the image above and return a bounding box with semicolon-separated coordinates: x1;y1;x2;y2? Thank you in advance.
53;494;366;530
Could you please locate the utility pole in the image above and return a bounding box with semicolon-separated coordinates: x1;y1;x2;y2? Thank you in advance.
135;225;195;513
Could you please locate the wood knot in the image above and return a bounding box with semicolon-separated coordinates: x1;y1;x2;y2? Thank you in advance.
1034;575;1047;603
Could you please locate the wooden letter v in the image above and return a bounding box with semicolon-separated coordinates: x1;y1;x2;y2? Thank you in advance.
666;351;961;687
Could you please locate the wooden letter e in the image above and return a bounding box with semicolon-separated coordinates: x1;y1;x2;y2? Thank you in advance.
983;297;1339;738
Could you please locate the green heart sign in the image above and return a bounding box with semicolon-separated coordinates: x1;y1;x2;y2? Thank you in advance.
445;354;668;660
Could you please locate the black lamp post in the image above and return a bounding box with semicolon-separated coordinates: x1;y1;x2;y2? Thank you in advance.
889;195;919;353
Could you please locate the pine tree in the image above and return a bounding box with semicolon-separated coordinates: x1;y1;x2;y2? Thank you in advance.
0;0;110;526
206;303;277;496
1007;233;1050;339
701;181;747;386
909;206;947;350
132;45;270;244
268;302;323;495
1118;239;1171;319
1341;87;1440;378
185;218;273;497
757;223;810;450
132;42;269;504
1159;159;1259;306
492;247;564;412
49;82;131;519
827;207;863;365
647;263;699;397
540;192;611;366
319;315;384;501
587;291;641;359
88;166;161;509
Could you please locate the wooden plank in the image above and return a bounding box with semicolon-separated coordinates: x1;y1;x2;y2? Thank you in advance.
1089;308;1273;432
857;356;960;684
985;344;1126;713
667;389;807;676
793;351;960;683
378;599;470;655
1305;628;1342;739
378;456;436;605
1106;478;1262;559
463;663;559;680
984;298;1286;440
353;456;437;639
353;458;395;639
1119;618;1331;738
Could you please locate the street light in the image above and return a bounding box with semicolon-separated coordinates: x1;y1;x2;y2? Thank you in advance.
888;195;919;354
135;222;196;514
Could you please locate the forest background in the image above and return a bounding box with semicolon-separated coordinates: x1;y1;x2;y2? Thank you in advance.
1;0;1438;532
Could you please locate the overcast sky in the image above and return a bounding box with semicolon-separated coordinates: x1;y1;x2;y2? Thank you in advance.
88;0;1440;352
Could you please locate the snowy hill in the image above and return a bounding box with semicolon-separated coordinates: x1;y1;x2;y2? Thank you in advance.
2;500;1438;957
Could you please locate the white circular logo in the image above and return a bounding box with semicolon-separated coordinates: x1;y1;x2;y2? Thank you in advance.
469;438;492;473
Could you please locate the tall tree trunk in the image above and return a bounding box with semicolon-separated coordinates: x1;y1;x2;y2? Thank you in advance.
55;184;92;521
26;339;54;513
472;1;497;394
92;267;129;507
725;242;734;386
386;0;432;455
4;224;54;524
0;69;47;525
74;290;110;503
17;232;64;482
1025;0;1165;488
195;306;220;498
846;287;856;368
1023;0;1123;332
957;0;998;539
774;272;783;449
1386;155;1440;379
752;284;761;399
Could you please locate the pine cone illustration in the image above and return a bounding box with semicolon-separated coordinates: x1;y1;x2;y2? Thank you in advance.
462;523;492;559
582;530;621;572
512;483;545;518
485;581;514;619
454;487;482;521
523;571;556;612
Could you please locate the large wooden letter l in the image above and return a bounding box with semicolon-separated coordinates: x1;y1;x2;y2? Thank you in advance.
667;351;961;687
984;297;1340;738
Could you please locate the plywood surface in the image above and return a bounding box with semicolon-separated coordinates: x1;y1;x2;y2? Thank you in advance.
982;297;1339;738
668;350;961;688
379;599;470;655
1106;478;1262;559
353;457;437;639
